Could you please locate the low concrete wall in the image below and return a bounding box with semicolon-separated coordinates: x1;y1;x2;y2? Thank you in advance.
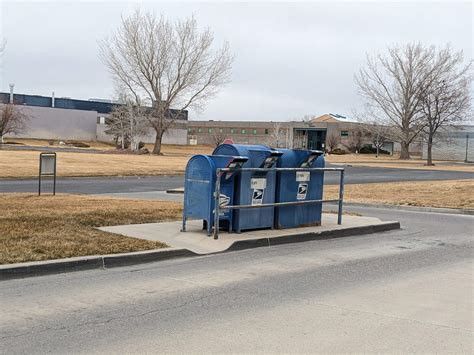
8;106;97;141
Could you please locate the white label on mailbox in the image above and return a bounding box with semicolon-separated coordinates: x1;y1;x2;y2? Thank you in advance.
250;178;266;189
297;183;308;200
296;171;310;182
252;189;264;205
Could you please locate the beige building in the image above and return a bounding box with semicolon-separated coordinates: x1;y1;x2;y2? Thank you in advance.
187;113;395;153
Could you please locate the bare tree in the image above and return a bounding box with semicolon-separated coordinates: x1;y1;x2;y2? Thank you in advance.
361;122;392;157
268;122;287;148
105;104;129;149
211;129;227;147
105;94;149;151
343;126;364;153
418;49;472;165
0;104;28;147
100;9;232;154
325;131;340;152
355;43;448;159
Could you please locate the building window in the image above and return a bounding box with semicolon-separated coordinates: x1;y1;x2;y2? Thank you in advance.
341;131;349;137
219;128;224;133
253;129;257;135
241;129;246;134
230;128;235;134
198;128;202;133
208;128;213;133
265;129;269;134
187;128;194;133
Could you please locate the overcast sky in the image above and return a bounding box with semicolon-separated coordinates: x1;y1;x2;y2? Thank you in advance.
0;1;472;121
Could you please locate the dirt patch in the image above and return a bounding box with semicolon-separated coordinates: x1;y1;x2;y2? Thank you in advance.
324;179;474;209
0;194;182;264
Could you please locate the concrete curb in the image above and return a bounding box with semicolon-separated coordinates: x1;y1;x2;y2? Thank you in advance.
0;248;197;281
166;187;185;194
326;202;474;216
226;221;400;251
0;222;400;281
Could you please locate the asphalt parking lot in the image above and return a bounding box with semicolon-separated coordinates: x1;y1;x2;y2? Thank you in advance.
1;165;473;194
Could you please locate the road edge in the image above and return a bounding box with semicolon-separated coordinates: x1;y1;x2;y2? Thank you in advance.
0;221;400;281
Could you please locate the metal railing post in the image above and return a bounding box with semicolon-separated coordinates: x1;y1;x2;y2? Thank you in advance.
53;155;57;195
213;169;222;239
337;169;345;225
38;157;42;196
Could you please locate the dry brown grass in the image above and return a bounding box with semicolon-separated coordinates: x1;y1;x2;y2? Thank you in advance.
146;143;214;156
326;154;474;172
0;150;188;178
0;194;182;264
0;144;472;179
3;138;213;154
324;179;474;209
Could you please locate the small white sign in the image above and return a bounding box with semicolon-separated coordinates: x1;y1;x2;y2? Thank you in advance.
252;189;264;205
297;183;308;200
296;171;310;182
250;178;267;190
40;155;56;175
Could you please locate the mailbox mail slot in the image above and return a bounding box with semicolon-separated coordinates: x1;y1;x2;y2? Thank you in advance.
213;144;282;232
182;154;248;235
275;149;325;229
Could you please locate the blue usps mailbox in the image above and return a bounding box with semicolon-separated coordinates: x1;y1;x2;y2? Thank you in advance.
275;149;325;229
182;154;248;235
213;144;282;232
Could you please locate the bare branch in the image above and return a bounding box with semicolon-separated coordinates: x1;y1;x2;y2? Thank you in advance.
99;9;233;154
418;47;472;165
0;104;29;146
325;132;340;152
355;43;437;159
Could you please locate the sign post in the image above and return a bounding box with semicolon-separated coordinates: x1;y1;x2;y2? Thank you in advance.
39;152;57;196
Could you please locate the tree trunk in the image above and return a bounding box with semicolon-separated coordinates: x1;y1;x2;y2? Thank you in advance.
376;145;379;157
152;132;163;155
426;137;434;166
399;142;410;160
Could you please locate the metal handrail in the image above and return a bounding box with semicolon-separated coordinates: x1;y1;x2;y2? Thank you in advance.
213;167;345;239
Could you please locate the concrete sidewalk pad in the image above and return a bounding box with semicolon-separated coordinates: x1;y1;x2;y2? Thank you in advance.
1;214;399;281
100;213;400;254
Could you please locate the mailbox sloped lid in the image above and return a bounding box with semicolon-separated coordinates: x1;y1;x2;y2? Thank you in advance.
213;144;274;168
185;155;214;181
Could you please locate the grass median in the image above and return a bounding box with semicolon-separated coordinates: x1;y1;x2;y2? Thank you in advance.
324;179;474;209
2;179;472;265
0;194;182;265
1;143;472;179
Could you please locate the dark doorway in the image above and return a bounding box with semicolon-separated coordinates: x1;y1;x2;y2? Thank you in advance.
307;130;326;150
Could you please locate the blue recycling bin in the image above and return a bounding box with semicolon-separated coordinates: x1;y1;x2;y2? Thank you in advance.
213;144;282;232
182;154;248;235
275;149;325;229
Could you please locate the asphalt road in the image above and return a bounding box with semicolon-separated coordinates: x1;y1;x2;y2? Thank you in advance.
1;166;473;194
1;206;472;353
